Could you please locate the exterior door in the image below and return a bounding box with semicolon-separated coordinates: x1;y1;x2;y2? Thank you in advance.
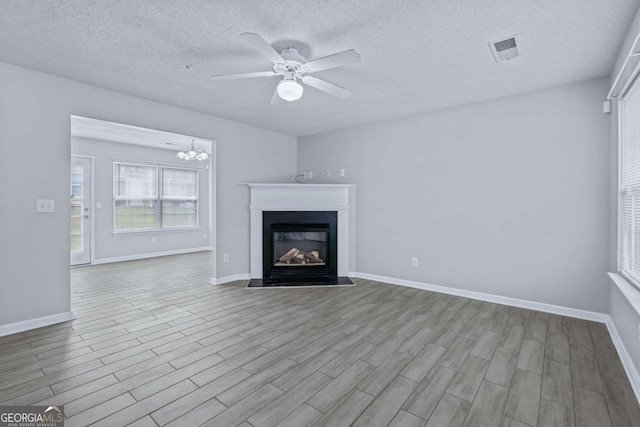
71;157;91;265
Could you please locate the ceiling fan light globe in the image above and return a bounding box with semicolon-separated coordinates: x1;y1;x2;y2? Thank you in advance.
277;79;303;102
177;151;188;159
196;152;209;161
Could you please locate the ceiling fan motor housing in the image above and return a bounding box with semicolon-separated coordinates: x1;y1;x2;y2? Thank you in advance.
274;48;308;78
280;48;306;65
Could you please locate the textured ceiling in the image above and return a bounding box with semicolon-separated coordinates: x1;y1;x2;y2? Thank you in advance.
1;0;638;136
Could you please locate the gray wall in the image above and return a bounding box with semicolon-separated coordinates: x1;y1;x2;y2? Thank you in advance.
0;60;296;327
71;137;212;261
298;78;611;312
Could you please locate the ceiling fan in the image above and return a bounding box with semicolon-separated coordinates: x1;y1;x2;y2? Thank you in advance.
211;32;361;103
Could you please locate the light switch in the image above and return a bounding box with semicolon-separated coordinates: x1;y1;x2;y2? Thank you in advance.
37;199;55;213
96;201;103;209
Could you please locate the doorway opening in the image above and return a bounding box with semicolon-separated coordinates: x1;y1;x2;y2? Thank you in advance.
69;116;216;273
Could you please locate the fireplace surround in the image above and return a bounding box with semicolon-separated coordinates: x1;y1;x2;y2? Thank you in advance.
246;183;355;287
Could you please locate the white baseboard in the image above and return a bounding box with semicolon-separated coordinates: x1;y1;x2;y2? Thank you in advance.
605;317;640;403
351;272;609;322
92;247;212;265
210;274;251;285
0;312;75;337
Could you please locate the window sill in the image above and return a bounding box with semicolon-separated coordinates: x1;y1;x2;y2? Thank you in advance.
112;227;201;237
608;272;640;318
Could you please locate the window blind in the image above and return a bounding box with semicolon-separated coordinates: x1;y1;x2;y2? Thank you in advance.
620;77;640;288
113;162;159;232
113;162;158;199
161;168;197;200
161;168;198;228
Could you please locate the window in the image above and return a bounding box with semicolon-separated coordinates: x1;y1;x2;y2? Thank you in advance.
113;162;158;232
161;167;198;228
113;161;198;232
620;76;640;288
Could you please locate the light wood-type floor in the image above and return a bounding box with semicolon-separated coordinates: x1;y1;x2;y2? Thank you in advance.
1;252;639;426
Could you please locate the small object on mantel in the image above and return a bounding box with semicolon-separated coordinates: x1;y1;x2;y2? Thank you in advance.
279;248;300;264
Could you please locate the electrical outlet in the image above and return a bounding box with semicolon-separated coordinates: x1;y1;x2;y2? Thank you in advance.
223;254;229;263
96;201;103;209
203;233;207;239
340;168;346;177
308;171;313;179
325;170;331;178
411;257;418;267
151;237;157;244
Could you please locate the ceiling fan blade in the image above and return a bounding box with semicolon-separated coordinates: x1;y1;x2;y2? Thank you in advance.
240;32;284;64
302;76;351;98
270;88;284;104
210;70;276;80
304;49;361;73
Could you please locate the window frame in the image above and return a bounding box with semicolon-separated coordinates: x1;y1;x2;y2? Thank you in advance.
618;73;640;290
112;160;200;234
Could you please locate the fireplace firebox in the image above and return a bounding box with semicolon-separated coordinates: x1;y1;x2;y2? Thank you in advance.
262;211;337;284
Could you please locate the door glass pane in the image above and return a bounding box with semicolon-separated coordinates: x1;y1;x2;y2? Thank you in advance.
70;163;83;252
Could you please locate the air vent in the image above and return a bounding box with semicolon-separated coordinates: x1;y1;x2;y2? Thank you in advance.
489;35;520;62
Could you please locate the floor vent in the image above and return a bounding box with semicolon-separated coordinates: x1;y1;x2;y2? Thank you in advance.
490;35;520;62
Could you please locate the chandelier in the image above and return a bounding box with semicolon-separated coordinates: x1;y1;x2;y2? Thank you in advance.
177;139;209;161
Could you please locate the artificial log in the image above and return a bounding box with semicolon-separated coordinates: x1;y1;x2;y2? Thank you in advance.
279;248;300;264
292;253;307;264
310;251;320;258
302;251;324;263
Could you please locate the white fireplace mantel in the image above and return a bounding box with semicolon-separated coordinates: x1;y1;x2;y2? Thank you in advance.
246;183;355;278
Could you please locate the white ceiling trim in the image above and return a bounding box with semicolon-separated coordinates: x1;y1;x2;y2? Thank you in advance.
70;116;213;151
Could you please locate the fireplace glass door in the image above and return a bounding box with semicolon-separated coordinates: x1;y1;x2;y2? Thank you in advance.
273;229;327;267
262;211;337;283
